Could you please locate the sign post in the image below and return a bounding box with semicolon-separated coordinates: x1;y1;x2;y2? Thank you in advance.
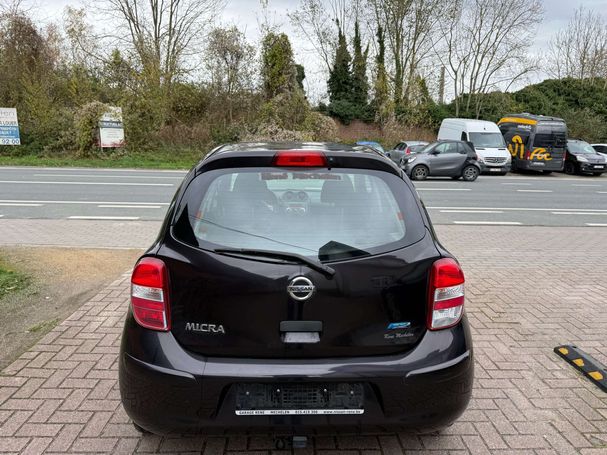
0;108;21;146
98;107;125;148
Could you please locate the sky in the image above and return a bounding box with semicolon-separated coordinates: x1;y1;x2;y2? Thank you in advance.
19;0;607;101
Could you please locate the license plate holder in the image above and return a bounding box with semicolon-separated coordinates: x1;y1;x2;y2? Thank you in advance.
594;165;604;169
235;383;364;415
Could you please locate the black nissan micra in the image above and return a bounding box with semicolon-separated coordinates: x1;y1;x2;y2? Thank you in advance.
119;142;473;435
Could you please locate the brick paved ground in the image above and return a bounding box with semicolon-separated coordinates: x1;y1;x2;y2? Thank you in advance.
0;220;159;249
1;225;607;454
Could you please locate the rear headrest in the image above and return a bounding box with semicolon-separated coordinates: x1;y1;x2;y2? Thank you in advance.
321;178;354;204
232;173;268;193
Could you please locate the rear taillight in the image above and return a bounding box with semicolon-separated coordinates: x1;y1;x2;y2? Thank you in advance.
405;147;411;155
272;151;327;167
131;257;170;331
427;258;465;330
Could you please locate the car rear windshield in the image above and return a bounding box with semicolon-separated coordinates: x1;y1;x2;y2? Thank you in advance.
468;132;506;148
172;167;425;261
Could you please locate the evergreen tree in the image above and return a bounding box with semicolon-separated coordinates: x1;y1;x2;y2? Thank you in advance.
327;25;352;103
351;21;369;108
261;32;299;100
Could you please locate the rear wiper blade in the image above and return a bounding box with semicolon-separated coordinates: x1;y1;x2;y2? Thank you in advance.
213;248;335;278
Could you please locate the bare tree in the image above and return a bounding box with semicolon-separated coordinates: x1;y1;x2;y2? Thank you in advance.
547;6;607;83
288;0;364;74
435;0;543;117
95;0;224;94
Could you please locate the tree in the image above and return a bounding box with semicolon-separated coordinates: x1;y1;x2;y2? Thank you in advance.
327;25;352;103
205;26;255;123
288;0;364;74
435;0;543;118
97;0;224;114
351;21;369;107
260;32;299;100
371;25;390;122
547;6;607;84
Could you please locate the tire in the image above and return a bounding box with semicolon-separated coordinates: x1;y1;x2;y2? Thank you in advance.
564;161;576;175
411;165;429;181
542;171;552;175
133;422;150;434
462;165;479;181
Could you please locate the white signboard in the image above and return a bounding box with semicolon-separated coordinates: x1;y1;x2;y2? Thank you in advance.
99;107;125;148
0;108;21;145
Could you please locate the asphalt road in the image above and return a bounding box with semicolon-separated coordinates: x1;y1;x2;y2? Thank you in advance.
0;166;606;227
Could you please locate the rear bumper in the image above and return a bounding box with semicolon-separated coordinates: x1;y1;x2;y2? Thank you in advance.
515;159;564;172
119;312;473;435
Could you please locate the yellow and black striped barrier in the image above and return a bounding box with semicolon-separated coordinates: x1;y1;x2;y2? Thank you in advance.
554;345;607;392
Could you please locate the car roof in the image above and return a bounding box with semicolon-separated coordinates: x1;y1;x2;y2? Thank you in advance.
501;113;565;123
196;141;400;175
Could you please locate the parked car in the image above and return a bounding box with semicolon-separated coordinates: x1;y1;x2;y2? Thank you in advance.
439;118;511;174
565;139;607;176
402;140;481;181
119;142;473;435
591;143;607;158
386;140;429;165
355;140;385;155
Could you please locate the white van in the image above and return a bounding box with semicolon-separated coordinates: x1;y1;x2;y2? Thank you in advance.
438;119;511;174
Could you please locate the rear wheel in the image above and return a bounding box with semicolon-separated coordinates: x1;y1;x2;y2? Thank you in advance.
411;165;429;181
133;422;150;434
462;165;479;182
564;161;576;175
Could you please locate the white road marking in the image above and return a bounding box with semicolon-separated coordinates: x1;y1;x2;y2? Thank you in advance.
416;188;472;191
552;212;607;216
68;216;140;220
428;206;607;212
586;223;607;226
0;214;3;218
598;191;607;194
34;173;181;179
98;205;162;209
516;189;553;193
501;182;532;186
0;180;173;187
0;203;43;207
572;184;601;187
0;200;169;205
453;221;522;225
440;210;504;214
0;166;186;173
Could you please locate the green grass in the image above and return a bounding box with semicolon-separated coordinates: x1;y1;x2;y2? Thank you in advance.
0;148;204;170
28;318;59;333
0;260;28;299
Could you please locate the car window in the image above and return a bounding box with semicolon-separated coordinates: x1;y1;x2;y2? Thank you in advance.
396;142;405;150
433;143;450;154
568;141;596;154
457;143;469;154
460;132;467;141
173;168;425;261
444;143;459;154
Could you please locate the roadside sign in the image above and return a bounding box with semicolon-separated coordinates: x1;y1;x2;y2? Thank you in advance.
99;106;125;148
0;108;21;145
